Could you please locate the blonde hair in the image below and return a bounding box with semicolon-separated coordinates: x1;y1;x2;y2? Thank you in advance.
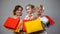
40;4;44;11
26;4;35;9
26;4;36;13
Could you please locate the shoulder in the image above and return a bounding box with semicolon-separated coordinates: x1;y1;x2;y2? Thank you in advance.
24;15;29;20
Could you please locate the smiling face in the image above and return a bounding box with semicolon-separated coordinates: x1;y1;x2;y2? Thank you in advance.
26;6;33;14
15;7;22;16
37;5;44;16
35;7;41;16
26;4;35;15
13;5;23;16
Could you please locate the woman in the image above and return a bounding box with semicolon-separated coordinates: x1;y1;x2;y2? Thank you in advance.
12;5;23;34
36;4;49;34
22;4;36;34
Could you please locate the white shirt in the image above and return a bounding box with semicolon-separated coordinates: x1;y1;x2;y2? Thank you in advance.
39;16;49;24
24;14;34;20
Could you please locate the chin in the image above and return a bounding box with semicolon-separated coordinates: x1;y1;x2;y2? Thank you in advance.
16;14;20;16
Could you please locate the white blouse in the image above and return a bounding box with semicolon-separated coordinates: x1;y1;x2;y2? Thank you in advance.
39;16;49;24
24;14;34;20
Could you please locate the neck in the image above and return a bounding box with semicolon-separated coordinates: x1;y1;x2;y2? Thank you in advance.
28;13;33;17
14;15;20;19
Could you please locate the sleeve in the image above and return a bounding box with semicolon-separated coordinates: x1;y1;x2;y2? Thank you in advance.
40;16;49;24
39;16;51;28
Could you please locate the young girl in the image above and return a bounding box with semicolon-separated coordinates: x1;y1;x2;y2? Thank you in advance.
12;5;23;34
37;5;55;34
23;4;36;34
37;5;48;34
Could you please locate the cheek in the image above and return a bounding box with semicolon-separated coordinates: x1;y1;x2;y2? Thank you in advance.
41;11;44;14
16;12;22;16
38;11;40;13
27;9;31;12
16;11;21;15
27;10;31;13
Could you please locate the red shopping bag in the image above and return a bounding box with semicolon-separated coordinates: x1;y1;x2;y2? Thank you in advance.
45;15;55;25
3;17;20;30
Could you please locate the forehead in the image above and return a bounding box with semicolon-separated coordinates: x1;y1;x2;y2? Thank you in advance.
18;7;22;10
26;6;31;9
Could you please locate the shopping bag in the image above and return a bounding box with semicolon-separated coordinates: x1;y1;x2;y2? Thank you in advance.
22;20;31;32
14;22;20;33
45;15;55;25
24;19;44;33
3;17;20;30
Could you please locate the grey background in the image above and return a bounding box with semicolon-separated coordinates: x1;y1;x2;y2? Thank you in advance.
0;0;60;34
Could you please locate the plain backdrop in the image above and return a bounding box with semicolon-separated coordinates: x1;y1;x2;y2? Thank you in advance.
0;0;60;34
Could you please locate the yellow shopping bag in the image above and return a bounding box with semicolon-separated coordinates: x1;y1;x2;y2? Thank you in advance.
14;22;20;33
24;19;44;33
